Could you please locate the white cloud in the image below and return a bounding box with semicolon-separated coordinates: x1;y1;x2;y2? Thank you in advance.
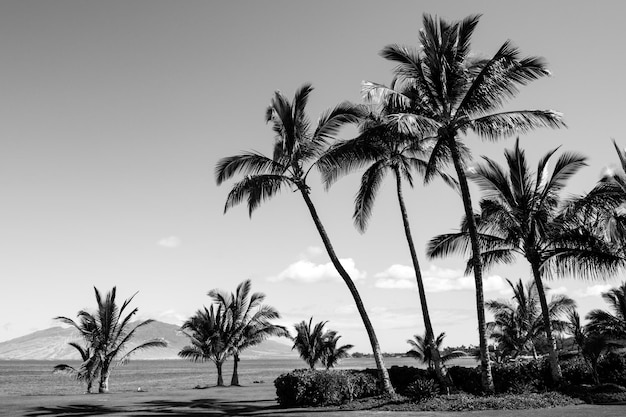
269;258;365;283
374;264;507;293
548;286;568;296
300;246;324;259
157;236;181;248
575;284;612;298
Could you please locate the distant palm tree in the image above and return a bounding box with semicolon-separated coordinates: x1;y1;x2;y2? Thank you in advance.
321;331;353;369
364;14;565;392
318;88;458;386
428;140;620;383
586;282;626;340
215;84;394;394
208;279;289;385
179;305;230;386
55;287;167;393
407;332;465;370
292;318;329;370
565;309;611;385
487;279;575;360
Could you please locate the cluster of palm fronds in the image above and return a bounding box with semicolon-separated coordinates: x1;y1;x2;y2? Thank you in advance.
178;279;289;386
53;287;167;393
291;318;353;370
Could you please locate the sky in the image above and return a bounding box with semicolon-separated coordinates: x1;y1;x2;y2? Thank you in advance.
1;0;626;353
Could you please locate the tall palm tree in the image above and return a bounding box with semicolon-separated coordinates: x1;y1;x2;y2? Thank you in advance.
55;287;167;393
179;305;230;386
363;14;565;392
208;279;289;386
487;279;575;360
292;318;329;370
318;91;458;386
586;282;626;339
321;331;354;369
407;332;465;370
215;84;394;393
428;140;621;383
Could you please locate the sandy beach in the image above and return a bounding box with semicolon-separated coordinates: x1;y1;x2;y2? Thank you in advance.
1;384;625;417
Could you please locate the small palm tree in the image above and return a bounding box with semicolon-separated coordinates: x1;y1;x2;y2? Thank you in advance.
179;305;230;386
487;279;575;360
215;84;394;393
292;318;329;370
208;279;289;385
586;282;626;339
55;287;167;393
321;331;353;369
407;332;465;370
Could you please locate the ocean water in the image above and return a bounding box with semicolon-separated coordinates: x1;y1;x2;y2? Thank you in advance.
0;357;478;397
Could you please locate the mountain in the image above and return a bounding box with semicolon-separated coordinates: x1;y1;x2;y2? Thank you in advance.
0;321;296;360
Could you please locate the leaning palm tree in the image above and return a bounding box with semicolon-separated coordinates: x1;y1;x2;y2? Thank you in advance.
55;287;167;393
318;89;458;386
364;14;565;392
407;332;465;370
428;140;621;383
292;318;329;370
586;282;626;340
208;279;289;385
215;84;394;393
487;278;575;360
179;305;231;386
321;331;354;369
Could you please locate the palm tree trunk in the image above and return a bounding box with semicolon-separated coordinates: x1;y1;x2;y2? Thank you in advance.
216;360;224;386
231;353;240;386
530;260;562;384
299;187;395;395
98;368;110;393
447;136;494;393
393;167;451;387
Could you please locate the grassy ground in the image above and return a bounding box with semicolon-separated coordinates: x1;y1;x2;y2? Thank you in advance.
2;384;626;417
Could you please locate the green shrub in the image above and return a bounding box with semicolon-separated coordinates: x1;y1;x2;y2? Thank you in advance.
598;351;626;385
274;369;378;407
448;366;482;394
560;356;594;386
362;365;432;393
491;359;549;393
404;378;438;402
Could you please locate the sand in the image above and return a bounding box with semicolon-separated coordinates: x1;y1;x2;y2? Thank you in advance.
1;384;625;416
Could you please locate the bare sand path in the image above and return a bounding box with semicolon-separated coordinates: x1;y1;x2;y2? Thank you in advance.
1;384;625;417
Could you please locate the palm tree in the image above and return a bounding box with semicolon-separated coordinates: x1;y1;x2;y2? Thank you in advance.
586;282;626;339
407;332;465;370
55;287;167;393
292;318;329;370
179;305;230;386
53;342;97;393
363;14;565;392
321;331;353;369
317;89;458;386
565;309;611;385
487;279;575;360
215;84;394;394
208;279;289;386
428;140;621;383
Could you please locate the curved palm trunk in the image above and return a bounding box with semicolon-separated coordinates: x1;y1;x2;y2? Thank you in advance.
299;188;395;395
231;353;240;386
447;136;494;393
530;261;562;384
393;167;451;387
215;360;225;386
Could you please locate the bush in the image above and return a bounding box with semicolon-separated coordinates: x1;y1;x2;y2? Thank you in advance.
561;356;594;386
404;378;438;402
598;351;626;386
491;359;549;393
560;383;626;404
448;366;482;394
274;369;378;407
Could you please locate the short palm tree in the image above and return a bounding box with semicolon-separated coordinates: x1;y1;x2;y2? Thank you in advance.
321;331;353;369
428;140;621;383
364;14;565;392
292;318;329;370
55;287;167;393
586;282;626;339
407;332;465;370
487;278;575;360
215;84;394;393
208;279;289;385
565;309;612;385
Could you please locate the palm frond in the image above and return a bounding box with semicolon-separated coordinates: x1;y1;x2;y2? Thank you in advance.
223;174;291;216
353;160;388;233
470;110;565;140
215;152;286;185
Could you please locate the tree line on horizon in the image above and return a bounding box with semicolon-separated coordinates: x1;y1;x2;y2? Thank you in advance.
215;13;626;394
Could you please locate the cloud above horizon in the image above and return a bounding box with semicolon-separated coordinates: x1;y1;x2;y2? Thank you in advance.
374;264;507;293
268;251;366;283
575;284;612;298
157;236;182;248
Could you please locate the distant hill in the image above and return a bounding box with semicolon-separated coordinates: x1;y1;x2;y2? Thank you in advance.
0;321;296;360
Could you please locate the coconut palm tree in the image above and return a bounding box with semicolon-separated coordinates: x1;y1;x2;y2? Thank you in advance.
179;305;231;386
565;309;611;385
407;332;465;370
428;140;621;383
364;14;565;392
292;318;329;370
317;90;459;386
55;287;167;393
208;279;289;385
321;331;353;369
487;279;575;360
586;282;626;339
215;84;394;393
